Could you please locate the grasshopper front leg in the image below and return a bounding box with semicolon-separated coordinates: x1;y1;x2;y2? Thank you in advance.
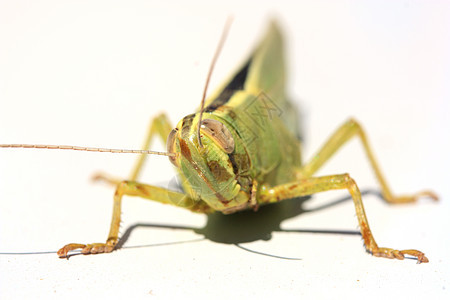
59;113;207;258
57;181;211;258
259;174;429;263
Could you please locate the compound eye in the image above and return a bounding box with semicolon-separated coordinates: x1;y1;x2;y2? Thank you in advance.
166;128;179;167
200;119;235;154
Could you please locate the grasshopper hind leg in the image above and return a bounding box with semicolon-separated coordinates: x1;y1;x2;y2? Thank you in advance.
259;174;430;263
256;118;437;263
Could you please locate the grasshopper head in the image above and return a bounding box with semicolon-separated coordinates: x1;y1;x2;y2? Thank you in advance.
166;115;242;210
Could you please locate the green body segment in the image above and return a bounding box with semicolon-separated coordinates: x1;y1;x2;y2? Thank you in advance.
170;23;302;212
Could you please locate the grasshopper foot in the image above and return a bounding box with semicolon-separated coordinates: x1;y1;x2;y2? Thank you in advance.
91;172;121;186
372;247;429;263
57;241;116;258
387;190;439;204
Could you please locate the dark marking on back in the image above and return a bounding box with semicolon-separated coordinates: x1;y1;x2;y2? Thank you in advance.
205;58;252;112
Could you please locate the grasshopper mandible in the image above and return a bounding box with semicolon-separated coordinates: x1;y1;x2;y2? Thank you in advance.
0;21;438;262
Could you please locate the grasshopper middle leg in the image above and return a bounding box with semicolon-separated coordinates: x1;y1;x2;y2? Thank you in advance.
92;112;173;185
298;118;438;203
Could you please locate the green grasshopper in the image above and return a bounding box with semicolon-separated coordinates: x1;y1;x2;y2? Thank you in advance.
0;21;438;262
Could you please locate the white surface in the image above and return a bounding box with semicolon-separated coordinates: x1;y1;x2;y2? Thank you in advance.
1;1;449;299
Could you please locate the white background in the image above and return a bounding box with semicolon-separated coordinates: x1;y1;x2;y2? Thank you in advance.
0;0;449;299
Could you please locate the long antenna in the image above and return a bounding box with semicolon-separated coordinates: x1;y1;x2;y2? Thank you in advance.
197;17;233;148
0;144;175;156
